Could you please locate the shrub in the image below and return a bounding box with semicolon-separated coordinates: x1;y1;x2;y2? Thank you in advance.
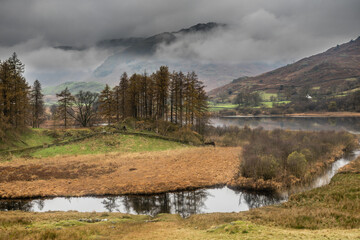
171;127;202;145
235;127;357;184
287;151;307;178
156;120;178;135
257;155;280;180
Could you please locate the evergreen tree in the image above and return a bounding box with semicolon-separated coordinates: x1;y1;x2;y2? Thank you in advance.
56;87;75;128
30;80;45;128
0;53;30;129
99;84;114;125
113;85;121;122
128;74;141;118
154;66;170;120
119;72;129;119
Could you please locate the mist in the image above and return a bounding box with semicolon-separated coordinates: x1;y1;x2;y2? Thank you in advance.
0;0;359;88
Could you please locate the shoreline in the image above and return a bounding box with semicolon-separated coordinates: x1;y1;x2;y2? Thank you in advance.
221;111;360;118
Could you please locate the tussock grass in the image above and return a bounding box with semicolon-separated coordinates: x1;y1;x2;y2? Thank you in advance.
0;147;241;198
1;160;360;238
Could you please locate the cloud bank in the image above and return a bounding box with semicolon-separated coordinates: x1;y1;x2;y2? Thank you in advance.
0;0;359;86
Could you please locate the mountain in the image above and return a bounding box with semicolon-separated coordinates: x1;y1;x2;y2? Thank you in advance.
43;81;106;95
92;22;278;89
208;37;360;99
96;22;226;52
93;22;227;78
52;22;279;90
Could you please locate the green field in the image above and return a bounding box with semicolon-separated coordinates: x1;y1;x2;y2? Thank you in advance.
261;101;291;108
30;134;189;158
208;102;238;112
259;92;278;101
0;129;54;152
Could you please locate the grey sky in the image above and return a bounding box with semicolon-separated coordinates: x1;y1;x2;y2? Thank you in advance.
0;0;359;86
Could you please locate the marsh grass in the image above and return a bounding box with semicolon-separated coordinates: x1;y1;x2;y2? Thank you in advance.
1;163;359;238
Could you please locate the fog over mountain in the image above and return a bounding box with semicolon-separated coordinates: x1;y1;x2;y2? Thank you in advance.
0;0;359;89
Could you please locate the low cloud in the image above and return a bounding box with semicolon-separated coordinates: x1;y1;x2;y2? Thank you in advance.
0;0;359;87
0;38;109;86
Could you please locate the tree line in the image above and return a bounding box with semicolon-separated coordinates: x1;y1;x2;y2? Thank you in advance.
54;66;208;133
1;53;208;138
0;53;45;139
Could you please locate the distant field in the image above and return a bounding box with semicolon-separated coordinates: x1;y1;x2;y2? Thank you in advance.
208;102;238;112
260;92;277;101
261;101;291;108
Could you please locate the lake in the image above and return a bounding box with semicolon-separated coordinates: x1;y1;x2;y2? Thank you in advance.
210;116;360;133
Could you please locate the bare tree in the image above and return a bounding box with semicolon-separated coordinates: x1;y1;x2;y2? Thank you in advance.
68;91;99;127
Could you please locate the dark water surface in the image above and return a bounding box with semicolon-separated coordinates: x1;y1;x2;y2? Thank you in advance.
211;116;360;134
1;150;359;217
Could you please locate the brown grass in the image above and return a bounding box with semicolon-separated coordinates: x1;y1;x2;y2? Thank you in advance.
229;146;346;191
1;163;359;239
339;155;360;174
0;147;241;198
1;210;360;239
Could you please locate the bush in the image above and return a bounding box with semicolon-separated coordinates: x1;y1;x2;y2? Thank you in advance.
287;151;307;178
236;128;357;184
171;127;203;145
257;155;280;180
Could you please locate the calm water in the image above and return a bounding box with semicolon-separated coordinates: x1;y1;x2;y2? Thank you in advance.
211;116;360;134
1;150;358;217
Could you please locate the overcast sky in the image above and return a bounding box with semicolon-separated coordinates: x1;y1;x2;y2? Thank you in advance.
0;0;359;86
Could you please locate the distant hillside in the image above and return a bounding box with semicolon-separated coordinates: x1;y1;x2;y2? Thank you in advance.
43;81;106;95
53;22;278;90
209;37;360;100
93;22;227;78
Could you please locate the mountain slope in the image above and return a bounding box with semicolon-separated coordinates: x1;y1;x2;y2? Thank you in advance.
53;22;279;90
93;22;225;78
209;37;360;99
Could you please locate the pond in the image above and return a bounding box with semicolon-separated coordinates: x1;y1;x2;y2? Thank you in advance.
1;150;358;217
210;116;360;134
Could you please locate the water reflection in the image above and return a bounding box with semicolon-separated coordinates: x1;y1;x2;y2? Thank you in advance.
1;150;358;216
0;188;281;217
0;199;44;211
211;117;360;133
238;191;283;209
120;190;209;217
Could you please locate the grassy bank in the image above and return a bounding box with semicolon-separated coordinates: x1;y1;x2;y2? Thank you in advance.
1;156;359;239
30;134;188;158
0;129;54;152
